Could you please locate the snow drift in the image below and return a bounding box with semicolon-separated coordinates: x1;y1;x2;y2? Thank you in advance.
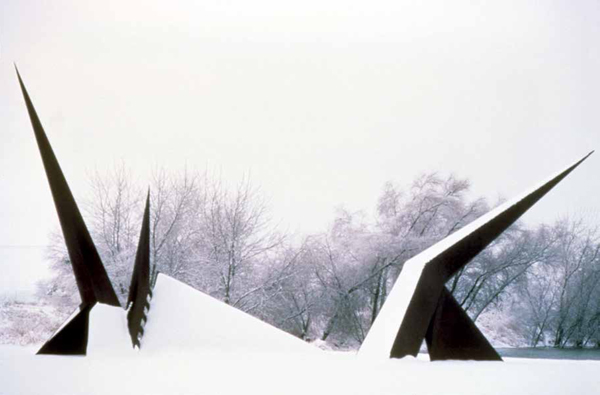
141;274;317;355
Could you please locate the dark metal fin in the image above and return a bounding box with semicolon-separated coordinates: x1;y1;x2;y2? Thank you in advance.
127;191;151;348
37;304;93;355
15;66;120;307
425;288;502;361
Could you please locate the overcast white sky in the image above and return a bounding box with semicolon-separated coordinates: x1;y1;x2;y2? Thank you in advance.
1;1;599;294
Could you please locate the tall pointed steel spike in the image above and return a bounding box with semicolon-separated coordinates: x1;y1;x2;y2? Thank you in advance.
427;150;594;283
15;66;120;307
360;152;593;359
127;190;151;348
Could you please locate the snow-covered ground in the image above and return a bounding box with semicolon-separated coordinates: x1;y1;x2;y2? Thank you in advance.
1;345;599;395
3;274;598;395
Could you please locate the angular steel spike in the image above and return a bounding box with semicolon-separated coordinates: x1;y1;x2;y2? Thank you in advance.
37;304;92;355
359;152;593;360
127;191;151;348
425;288;502;361
15;66;120;307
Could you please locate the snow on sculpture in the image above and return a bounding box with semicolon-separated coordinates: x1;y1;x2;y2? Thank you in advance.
85;303;131;356
17;66;593;360
359;151;593;361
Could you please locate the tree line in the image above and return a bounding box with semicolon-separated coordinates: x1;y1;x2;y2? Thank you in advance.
3;165;599;349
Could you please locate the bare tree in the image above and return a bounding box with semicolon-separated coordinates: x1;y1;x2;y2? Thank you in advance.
548;219;600;348
301;174;491;348
87;163;142;301
450;223;557;321
519;262;560;347
199;176;284;306
149;167;203;286
512;218;600;348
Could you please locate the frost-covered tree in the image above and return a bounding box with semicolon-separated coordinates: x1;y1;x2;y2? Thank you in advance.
546;219;600;348
87;163;143;301
149;167;203;287
512;218;600;348
275;173;494;348
450;223;557;320
373;174;488;314
198;176;284;306
35;165;285;341
264;241;326;341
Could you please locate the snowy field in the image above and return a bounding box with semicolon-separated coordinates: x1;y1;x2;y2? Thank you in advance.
1;345;599;395
2;276;599;394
